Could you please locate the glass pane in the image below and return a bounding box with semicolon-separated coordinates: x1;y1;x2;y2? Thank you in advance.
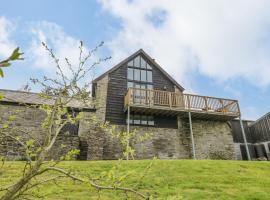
147;63;152;69
140;84;146;89
147;84;153;90
147;71;152;82
141;115;147;125
135;83;141;88
127;81;133;88
141;57;147;68
141;70;147;82
148;116;154;126
128;60;133;67
128;68;133;80
134;115;141;125
134;56;140;68
134;69;140;81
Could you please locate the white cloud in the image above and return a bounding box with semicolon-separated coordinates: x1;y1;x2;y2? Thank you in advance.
99;0;270;88
0;17;16;58
28;21;92;77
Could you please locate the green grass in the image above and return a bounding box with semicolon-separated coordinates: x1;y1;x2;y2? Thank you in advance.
1;160;270;199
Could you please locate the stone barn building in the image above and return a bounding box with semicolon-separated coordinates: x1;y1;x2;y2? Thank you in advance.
0;49;248;160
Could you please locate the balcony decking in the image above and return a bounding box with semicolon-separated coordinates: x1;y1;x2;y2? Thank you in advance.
124;88;240;121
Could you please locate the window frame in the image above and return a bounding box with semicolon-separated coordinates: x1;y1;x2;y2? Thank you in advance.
126;113;155;126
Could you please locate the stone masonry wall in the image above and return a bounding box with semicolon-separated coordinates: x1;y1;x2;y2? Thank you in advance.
84;119;235;160
0;103;79;160
94;75;108;122
191;120;235;159
0;103;235;160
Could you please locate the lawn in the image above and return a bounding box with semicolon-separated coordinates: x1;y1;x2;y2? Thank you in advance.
1;160;270;200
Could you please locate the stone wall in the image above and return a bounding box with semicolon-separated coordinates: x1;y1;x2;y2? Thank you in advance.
94;75;108;122
0;103;79;160
191;120;235;160
78;112;105;160
82;119;235;160
0;102;236;160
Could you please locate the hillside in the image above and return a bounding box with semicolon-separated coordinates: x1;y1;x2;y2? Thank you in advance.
1;160;270;199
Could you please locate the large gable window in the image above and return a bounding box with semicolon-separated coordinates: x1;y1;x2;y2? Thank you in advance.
127;56;153;86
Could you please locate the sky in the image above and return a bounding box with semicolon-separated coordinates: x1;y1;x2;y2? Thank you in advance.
0;0;270;120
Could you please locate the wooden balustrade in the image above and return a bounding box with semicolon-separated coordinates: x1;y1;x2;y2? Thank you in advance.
124;88;240;116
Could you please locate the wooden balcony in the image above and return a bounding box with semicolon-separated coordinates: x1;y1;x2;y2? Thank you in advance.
124;88;240;121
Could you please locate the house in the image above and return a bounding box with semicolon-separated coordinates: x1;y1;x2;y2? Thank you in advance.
0;49;248;160
90;49;242;160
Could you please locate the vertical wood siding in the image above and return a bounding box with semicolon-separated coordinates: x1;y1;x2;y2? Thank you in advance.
249;113;270;142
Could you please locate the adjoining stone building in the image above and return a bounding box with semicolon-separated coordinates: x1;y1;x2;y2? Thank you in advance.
1;49;248;160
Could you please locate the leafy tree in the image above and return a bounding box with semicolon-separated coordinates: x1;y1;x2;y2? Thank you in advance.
0;47;23;78
0;42;151;200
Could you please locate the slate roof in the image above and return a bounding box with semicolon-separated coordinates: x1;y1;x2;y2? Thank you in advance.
93;49;185;91
0;89;94;110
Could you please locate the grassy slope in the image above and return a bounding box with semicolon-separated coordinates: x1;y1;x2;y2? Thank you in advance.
1;160;270;200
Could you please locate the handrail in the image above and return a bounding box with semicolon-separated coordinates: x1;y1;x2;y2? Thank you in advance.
124;88;240;116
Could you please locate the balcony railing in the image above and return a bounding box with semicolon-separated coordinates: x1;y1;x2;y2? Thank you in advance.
124;88;240;116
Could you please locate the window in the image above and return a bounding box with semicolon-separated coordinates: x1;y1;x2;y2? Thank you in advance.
134;114;141;125
141;57;147;68
141;70;147;82
134;56;140;68
128;60;133;67
147;71;152;82
134;69;140;81
128;81;133;88
127;57;153;82
128;68;133;80
147;84;153;90
141;115;148;125
126;114;154;126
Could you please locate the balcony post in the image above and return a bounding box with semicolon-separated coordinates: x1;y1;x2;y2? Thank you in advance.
169;92;172;109
204;97;208;112
188;112;196;159
187;95;191;111
239;115;251;160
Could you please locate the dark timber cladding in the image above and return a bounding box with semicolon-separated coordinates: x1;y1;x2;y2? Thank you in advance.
105;53;180;128
249;112;270;143
230;120;254;143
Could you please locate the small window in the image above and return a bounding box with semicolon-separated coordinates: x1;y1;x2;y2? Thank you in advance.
148;116;154;126
126;114;154;126
141;70;147;82
147;71;152;82
134;56;140;68
134;115;141;125
141;115;148;125
128;68;133;80
141;57;147;68
128;60;133;67
134;69;140;81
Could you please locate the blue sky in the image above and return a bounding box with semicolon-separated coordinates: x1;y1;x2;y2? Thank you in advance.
0;0;270;120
